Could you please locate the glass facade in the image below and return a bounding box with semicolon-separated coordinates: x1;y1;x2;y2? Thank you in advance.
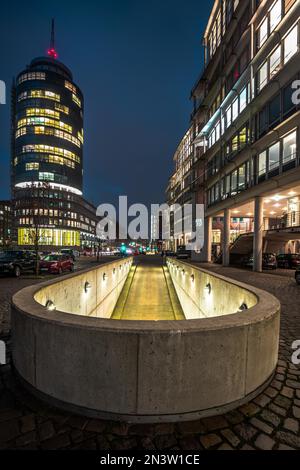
11;56;97;248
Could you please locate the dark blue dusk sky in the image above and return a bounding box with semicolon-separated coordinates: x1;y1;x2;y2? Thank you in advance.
0;0;211;207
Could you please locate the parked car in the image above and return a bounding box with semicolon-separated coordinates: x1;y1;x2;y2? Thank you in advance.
176;246;191;260
262;253;277;270
39;254;74;274
164;250;176;257
277;253;300;269
295;268;300;285
0;250;38;277
60;248;78;261
241;253;277;270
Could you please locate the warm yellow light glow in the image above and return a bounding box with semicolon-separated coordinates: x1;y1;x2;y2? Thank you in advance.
18;228;80;247
22;144;80;164
26;108;60;119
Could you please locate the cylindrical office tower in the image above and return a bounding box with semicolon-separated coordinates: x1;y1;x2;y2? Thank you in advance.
11;32;96;249
12;56;83;194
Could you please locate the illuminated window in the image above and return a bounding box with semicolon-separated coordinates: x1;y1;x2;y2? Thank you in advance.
258;61;268;92
39;172;54;181
268;142;280;170
239;87;247;112
26;162;39;171
22;144;80;164
270;45;281;77
33;127;81;147
232;98;239;121
17;72;46;84
72;93;81;108
55;103;69;114
284;25;298;64
283;130;297;163
18;90;60;102
258;151;267;176
17;117;72;134
16;128;27;138
270;0;282;32
26;108;60;119
65;81;77;94
257;18;268;49
78;130;84;144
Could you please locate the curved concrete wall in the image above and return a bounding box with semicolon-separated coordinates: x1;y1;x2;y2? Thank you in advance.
11;260;280;423
167;259;258;320
34;257;133;319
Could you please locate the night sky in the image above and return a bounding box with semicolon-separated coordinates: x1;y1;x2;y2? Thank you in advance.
0;0;211;208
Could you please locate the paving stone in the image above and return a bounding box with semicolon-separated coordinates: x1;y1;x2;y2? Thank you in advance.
0;409;22;423
41;433;71;450
250;417;273;435
292;406;300;419
154;434;178;450
226;410;244;425
234;423;258;442
67;415;89;430
255;433;275;450
151;423;174;436
261;409;281;427
271;380;283;391
84;419;106;433
179;436;202;450
287;374;298;380
218;443;233;450
253;394;271;407
278;444;295;450
199;433;222;449
296;390;300;399
268;403;287;417
70;429;84;444
97;435;111;450
274;395;292;410
286;380;300;389
281;387;294;399
284;418;299;434
109;422;129;437
128;424;155;436
221;428;240;447
276;366;286;375
239;403;260;417
241;444;255;450
177;420;206;435
20;414;35;434
0;419;20;442
201;415;227;431
265;387;278;398
140;437;156;450
276;431;300;448
15;431;37;447
275;374;285;382
38;420;55;441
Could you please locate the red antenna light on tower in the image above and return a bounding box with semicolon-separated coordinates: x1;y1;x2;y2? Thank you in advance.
47;19;58;59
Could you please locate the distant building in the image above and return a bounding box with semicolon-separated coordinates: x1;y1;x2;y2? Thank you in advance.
0;201;12;247
11;23;99;249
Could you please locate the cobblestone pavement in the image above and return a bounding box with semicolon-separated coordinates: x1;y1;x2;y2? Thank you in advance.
0;265;300;450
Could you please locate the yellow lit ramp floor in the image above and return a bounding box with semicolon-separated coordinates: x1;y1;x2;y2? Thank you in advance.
111;256;185;321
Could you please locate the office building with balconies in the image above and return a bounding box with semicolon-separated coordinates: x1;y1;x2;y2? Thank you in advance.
189;0;299;270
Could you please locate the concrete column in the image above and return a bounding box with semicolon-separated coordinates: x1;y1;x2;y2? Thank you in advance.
253;197;264;272
223;209;231;267
203;216;212;263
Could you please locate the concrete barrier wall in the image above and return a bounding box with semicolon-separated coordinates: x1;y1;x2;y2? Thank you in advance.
167;259;257;320
11;260;280;423
34;257;133;319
